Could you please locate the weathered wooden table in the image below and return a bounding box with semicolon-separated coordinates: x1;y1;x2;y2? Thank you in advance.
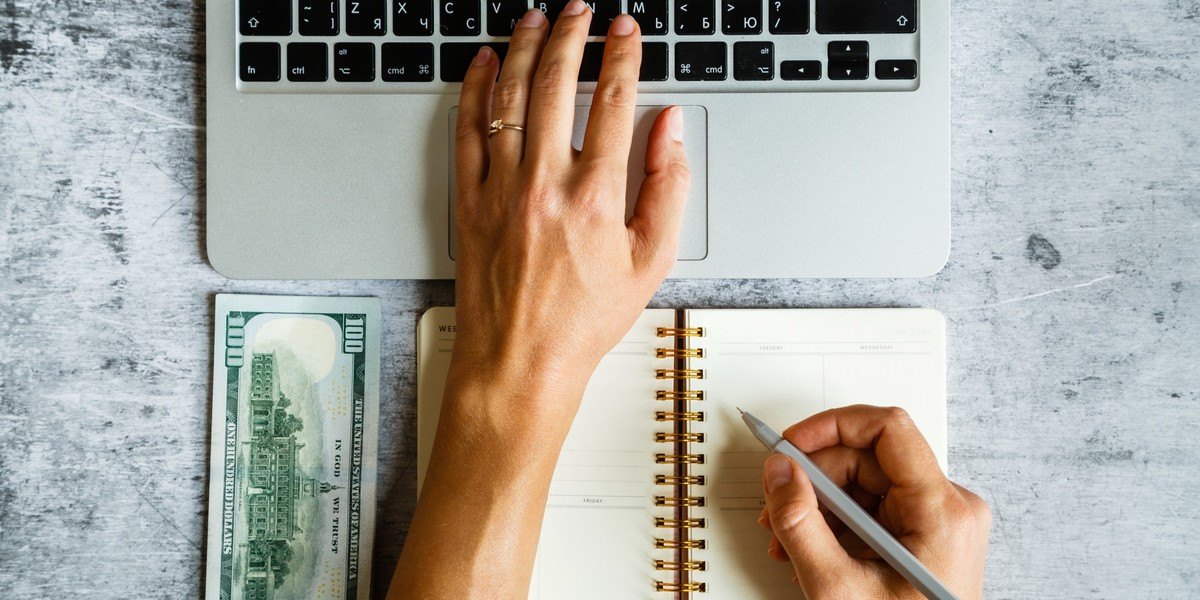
1;0;1196;597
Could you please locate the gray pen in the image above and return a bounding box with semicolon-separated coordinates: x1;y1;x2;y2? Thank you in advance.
739;408;960;600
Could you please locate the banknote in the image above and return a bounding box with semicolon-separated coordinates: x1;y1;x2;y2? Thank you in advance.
205;294;381;600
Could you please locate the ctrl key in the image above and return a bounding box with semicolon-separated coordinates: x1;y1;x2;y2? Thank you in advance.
240;42;280;82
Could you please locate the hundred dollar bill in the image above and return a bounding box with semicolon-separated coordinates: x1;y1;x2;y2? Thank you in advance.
205;294;380;600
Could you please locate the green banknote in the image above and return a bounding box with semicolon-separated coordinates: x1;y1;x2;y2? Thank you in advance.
205;294;381;600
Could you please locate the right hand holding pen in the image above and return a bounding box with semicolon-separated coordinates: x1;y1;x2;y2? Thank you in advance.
758;405;991;600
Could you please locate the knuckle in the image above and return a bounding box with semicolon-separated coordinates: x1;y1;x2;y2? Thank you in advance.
595;77;637;109
491;79;526;111
454;117;481;143
884;406;914;425
532;61;569;95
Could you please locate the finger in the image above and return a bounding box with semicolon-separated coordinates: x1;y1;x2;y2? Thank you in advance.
807;445;893;497
580;15;641;174
627;106;689;275
782;405;945;491
763;454;855;592
489;9;549;171
456;47;500;188
525;0;592;165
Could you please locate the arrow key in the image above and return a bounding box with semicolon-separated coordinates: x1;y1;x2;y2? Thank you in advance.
828;40;868;62
828;60;868;80
780;59;821;81
240;0;292;36
876;59;917;80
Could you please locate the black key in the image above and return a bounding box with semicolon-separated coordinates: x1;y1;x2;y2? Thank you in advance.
816;0;915;34
723;0;762;35
828;41;868;61
534;0;570;23
768;0;808;34
300;1;340;35
287;42;329;81
580;42;605;81
334;42;376;81
875;59;916;79
585;0;622;35
629;0;668;35
675;0;715;35
675;42;725;81
382;42;435;81
395;0;435;35
639;42;669;81
240;0;292;36
487;0;528;36
240;42;281;81
780;59;820;80
828;61;868;80
733;41;772;80
440;42;510;81
441;0;482;35
347;0;387;35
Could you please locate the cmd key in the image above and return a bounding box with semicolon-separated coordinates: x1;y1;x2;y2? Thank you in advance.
675;42;726;81
816;0;916;34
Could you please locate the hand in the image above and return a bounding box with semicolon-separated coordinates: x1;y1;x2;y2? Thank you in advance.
449;1;690;426
758;405;991;600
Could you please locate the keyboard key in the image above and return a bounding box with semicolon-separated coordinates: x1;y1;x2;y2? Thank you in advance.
875;59;916;79
287;42;329;81
586;0;622;35
240;42;281;81
629;0;668;35
240;0;292;36
334;42;376;81
816;0;915;34
675;42;725;81
441;0;482;35
675;0;715;35
395;0;435;35
828;61;868;80
440;42;510;81
723;0;762;35
580;42;605;81
534;0;570;23
733;41;772;80
299;1;340;35
382;42;435;81
828;41;868;62
487;0;528;36
347;0;387;35
639;42;669;81
780;59;820;80
768;0;808;34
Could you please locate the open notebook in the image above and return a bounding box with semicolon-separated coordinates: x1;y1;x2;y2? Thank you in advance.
417;308;947;599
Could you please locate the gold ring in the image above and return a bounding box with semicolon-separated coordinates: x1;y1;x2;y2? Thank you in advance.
488;119;526;138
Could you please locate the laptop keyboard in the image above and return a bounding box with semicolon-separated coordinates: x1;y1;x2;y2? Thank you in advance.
235;0;920;92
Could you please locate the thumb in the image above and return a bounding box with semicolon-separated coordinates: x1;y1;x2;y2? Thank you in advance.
764;454;856;592
627;105;690;273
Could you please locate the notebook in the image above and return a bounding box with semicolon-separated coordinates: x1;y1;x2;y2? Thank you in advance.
416;307;947;598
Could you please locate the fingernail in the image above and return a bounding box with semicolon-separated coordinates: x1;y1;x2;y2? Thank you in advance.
472;46;493;66
561;0;587;16
668;106;684;142
765;455;793;494
609;13;635;36
518;8;546;28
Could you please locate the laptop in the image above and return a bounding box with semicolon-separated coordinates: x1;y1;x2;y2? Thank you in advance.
206;0;948;279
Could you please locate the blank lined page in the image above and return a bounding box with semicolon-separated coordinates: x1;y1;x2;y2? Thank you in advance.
417;307;676;599
685;309;947;598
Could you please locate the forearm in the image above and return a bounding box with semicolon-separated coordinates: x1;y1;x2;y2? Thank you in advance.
388;372;584;599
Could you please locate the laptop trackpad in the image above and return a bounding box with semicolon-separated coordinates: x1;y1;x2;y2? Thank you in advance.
448;105;708;261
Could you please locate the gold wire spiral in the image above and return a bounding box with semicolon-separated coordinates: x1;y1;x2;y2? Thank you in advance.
655;538;707;550
655;432;705;443
655;496;706;507
654;560;706;571
655;582;708;592
655;368;704;380
656;453;705;464
657;327;704;338
655;411;705;422
655;517;706;529
655;390;704;401
656;347;704;359
655;474;706;485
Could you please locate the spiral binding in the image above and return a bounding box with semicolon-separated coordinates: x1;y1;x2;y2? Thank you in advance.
653;319;706;595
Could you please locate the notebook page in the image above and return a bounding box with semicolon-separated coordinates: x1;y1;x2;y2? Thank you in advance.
417;307;675;599
685;309;947;599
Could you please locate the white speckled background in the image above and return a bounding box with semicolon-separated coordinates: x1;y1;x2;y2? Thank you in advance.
1;0;1197;598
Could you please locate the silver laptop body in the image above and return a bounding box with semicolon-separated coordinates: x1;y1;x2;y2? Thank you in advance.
206;0;948;279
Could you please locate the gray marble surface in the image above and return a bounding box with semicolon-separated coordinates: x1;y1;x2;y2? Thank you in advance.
1;0;1197;598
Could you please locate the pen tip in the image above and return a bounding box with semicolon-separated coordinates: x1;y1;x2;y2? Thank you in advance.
736;406;744;415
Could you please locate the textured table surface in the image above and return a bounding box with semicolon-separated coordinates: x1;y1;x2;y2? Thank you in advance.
1;0;1197;598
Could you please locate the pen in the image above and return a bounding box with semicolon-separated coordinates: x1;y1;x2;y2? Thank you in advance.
738;408;960;600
